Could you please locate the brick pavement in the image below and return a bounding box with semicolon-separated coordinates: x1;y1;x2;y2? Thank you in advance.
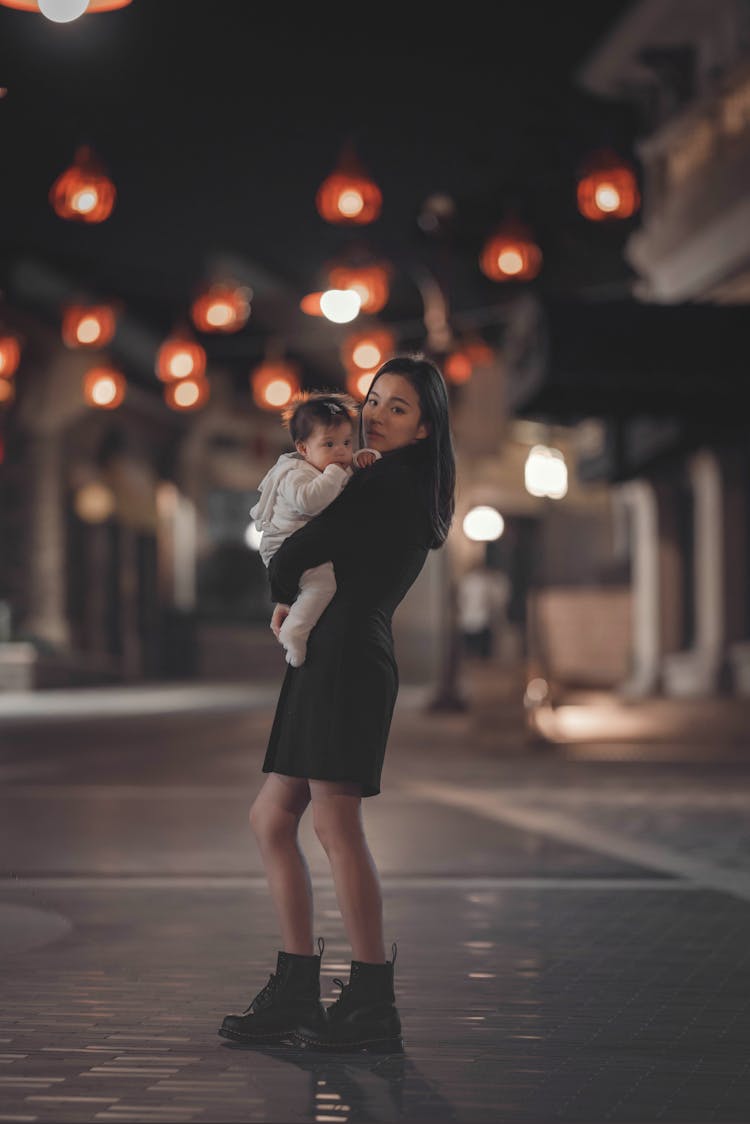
1;666;750;1122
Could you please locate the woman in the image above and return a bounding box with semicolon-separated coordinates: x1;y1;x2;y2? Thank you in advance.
219;355;456;1052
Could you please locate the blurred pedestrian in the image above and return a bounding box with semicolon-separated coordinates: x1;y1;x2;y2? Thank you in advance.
219;355;456;1053
457;561;510;661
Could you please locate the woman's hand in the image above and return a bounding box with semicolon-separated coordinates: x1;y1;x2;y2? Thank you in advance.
270;603;291;640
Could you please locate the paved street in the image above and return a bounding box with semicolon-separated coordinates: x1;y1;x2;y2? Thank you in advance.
1;663;750;1123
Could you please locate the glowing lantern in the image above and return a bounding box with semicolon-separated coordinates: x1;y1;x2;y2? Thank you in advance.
577;149;640;221
316;145;382;226
340;328;395;374
191;284;251;333
49;146;116;224
300;291;326;316
164;377;210;412
156;333;206;382
62;304;116;348
480;220;542;282
0;379;15;406
463;505;505;542
0;335;21;379
0;0;132;12
464;337;494;366
444;349;473;385
319;289;361;323
250;360;301;412
524;445;568;500
328;263;390;313
83;365;126;409
346;369;377;401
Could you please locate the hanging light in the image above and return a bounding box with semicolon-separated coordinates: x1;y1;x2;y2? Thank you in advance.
524;445;568;499
163;377;210;412
250;360;301;411
0;1;131;13
444;349;473;386
156;331;206;382
49;146;116;223
300;291;326;317
340;328;395;374
190;283;251;333
577;148;640;221
319;289;361;324
463;337;494;366
327;262;391;314
480;219;542;282
315;144;382;226
0;379;15;406
83;365;126;409
74;481;116;523
346;369;378;401
62;304;116;348
463;505;505;542
0;335;21;379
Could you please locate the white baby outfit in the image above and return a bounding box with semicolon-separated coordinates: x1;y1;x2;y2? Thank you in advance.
250;448;380;666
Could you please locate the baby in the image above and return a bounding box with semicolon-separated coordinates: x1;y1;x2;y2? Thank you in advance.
250;391;380;667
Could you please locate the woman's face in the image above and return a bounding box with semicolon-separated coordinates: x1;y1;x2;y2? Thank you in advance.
361;373;429;453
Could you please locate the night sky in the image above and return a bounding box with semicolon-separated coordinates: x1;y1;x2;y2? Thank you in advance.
0;0;639;386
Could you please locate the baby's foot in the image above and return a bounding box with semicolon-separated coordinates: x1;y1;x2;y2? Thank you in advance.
284;643;306;668
279;616;307;667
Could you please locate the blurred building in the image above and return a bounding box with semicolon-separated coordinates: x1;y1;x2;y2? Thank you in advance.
505;0;750;700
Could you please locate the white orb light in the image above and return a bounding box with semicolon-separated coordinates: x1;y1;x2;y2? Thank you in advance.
319;289;361;324
38;0;90;22
462;505;504;542
524;445;568;500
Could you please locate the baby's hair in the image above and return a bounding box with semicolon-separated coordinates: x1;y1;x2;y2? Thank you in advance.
281;389;359;445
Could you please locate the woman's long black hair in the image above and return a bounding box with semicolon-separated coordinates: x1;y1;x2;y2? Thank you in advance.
360;354;456;549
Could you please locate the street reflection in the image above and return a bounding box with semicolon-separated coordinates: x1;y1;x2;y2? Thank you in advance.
220;1042;458;1122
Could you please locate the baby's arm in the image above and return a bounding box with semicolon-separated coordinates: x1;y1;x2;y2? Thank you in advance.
352;447;382;469
283;463;351;517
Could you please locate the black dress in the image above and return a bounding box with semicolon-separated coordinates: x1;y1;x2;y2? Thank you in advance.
263;439;436;797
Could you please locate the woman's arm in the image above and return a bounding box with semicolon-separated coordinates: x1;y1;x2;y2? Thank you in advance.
267;470;389;605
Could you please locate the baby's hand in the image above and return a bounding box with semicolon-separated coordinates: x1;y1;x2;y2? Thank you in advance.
353;447;382;469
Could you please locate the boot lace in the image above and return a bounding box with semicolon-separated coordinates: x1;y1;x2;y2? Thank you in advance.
327;976;350;1016
246;971;279;1013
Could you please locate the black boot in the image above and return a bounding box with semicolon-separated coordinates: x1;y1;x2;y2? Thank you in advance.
218;936;327;1045
293;941;404;1053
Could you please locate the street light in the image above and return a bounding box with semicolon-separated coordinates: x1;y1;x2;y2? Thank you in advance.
524;445;568;499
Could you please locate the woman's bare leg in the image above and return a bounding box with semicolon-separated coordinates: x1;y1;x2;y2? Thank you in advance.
310;780;387;963
249;773;314;955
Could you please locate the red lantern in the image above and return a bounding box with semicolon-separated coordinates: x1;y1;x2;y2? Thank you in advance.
346;369;377;401
0;1;131;10
340;328;395;375
480;219;542;282
156;332;206;382
300;291;326;316
327;263;390;313
250;361;301;411
191;284;251;333
164;377;210;412
83;365;126;409
50;146;116;223
62;304;116;348
577;148;640;221
316;145;382;226
0;335;21;379
444;350;473;385
463;337;494;366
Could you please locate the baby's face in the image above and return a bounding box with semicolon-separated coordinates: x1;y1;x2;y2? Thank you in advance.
297;420;354;473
